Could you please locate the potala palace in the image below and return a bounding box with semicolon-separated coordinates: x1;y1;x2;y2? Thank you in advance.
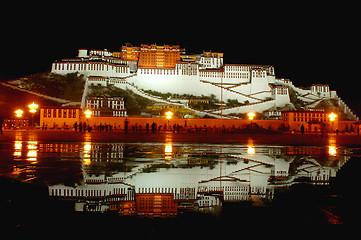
51;44;358;120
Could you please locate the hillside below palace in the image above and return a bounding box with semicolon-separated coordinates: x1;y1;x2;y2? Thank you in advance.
51;44;358;120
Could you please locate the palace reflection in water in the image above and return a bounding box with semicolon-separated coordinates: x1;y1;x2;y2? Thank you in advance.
8;135;350;218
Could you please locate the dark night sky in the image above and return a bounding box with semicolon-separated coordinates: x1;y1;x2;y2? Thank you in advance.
1;3;360;114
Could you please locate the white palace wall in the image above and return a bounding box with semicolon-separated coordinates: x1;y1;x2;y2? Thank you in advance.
133;71;203;96
52;61;131;78
51;56;283;105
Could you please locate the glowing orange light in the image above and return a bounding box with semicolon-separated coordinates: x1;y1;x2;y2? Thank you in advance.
28;102;38;113
247;146;255;155
329;146;337;156
328;112;337;122
164;143;173;160
15;109;23;118
165;111;173;120
247;112;256;120
84;109;92;118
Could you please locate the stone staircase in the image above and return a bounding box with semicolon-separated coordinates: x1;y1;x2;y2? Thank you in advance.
200;80;265;103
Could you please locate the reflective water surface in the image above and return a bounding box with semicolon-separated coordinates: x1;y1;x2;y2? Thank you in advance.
0;133;359;230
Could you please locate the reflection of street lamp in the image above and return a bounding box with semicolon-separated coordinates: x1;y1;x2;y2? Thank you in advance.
247;146;255;155
164;143;173;160
83;142;91;165
15;109;23;118
328;135;337;156
247;138;255;154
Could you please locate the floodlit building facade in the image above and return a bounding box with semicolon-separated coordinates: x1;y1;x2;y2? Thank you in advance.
50;43;358;120
40;106;81;129
86;96;127;117
281;110;338;133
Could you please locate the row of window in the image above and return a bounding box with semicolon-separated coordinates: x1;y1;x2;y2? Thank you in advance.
52;188;107;197
252;71;267;78
294;112;326;118
139;68;176;75
225;72;249;79
87;102;125;110
43;109;77;118
199;71;222;78
293;118;329;123
225;65;251;71
272;87;288;95
53;62;129;72
91;110;126;117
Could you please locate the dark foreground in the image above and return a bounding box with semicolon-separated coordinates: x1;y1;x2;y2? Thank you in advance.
1;173;357;235
2;130;361;146
1;130;360;236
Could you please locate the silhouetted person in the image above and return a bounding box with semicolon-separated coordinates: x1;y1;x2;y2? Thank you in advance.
74;122;78;131
301;124;305;135
0;117;3;135
151;122;156;133
124;119;129;133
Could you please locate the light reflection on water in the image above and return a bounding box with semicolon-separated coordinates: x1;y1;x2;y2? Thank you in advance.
1;135;352;221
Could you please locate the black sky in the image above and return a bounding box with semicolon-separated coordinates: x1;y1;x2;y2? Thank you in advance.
1;3;360;114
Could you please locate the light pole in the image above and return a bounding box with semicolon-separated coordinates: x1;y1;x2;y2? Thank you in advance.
328;112;337;133
165;111;173;120
248;112;256;124
28;102;38;128
165;111;173;131
84;109;92;131
84;109;93;119
14;109;24;130
15;109;23;118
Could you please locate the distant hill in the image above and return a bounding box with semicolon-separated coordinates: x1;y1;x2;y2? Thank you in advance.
0;84;60;118
0;72;85;119
17;72;85;102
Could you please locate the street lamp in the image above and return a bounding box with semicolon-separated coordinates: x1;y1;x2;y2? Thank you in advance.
15;109;23;118
28;102;38;128
328;112;337;133
28;102;38;114
84;109;92;118
165;111;173;132
165;111;173;120
328;112;337;122
247;112;256;120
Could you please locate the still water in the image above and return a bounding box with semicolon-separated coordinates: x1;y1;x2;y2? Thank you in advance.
0;133;359;230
